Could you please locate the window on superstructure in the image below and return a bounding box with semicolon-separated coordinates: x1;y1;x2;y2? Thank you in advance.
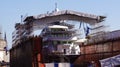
68;41;72;44
60;41;63;44
51;28;57;32
57;41;60;44
53;41;57;45
63;41;67;44
58;34;62;37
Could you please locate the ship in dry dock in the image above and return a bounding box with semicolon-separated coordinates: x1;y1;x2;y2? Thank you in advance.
10;9;120;67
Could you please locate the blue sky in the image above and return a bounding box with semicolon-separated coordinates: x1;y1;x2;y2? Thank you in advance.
0;0;120;49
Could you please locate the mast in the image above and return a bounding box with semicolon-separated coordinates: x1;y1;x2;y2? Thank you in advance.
0;26;2;39
54;3;59;12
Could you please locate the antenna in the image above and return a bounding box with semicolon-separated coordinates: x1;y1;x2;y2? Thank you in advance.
21;15;23;23
0;32;1;39
4;32;7;42
54;3;59;12
55;3;57;10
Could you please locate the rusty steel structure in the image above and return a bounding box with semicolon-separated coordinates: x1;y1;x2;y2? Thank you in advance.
10;36;43;67
74;30;120;67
